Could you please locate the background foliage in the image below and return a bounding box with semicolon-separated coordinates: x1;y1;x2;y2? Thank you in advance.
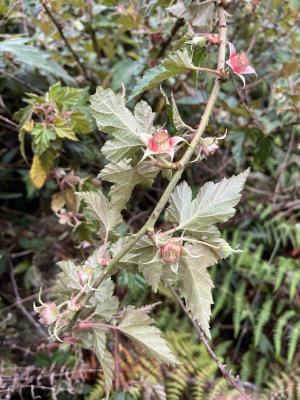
0;0;299;399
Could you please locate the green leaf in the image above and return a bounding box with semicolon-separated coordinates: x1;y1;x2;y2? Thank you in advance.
54;117;78;141
178;252;214;338
166;170;249;234
31;123;56;155
76;190;122;233
99;159;159;212
70;110;91;134
167;0;214;28
129;48;195;100
90;87;144;162
48;82;88;109
0;38;75;84
118;306;179;365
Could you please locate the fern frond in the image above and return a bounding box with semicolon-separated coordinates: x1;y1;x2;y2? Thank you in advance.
87;374;105;400
233;282;247;338
254;298;272;347
273;310;295;358
288;321;300;364
254;358;268;387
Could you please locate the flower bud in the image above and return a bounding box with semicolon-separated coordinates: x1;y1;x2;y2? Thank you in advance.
198;137;220;159
39;303;59;325
160;241;183;265
204;33;221;45
77;265;93;286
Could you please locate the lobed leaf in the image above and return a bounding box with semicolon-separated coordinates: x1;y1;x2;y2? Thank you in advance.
166;170;250;234
76;190;122;233
118;306;179;365
99;159;159;211
90;87;145;162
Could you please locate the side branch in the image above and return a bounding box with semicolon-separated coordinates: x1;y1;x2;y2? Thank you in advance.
41;0;89;80
169;285;251;400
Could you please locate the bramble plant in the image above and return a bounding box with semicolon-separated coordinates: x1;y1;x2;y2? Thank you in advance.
31;2;257;399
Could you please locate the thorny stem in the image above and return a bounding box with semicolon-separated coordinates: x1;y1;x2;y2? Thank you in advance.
41;1;89;81
68;2;227;332
169;285;251;400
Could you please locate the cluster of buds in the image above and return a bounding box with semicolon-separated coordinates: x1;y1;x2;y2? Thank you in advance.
141;128;185;162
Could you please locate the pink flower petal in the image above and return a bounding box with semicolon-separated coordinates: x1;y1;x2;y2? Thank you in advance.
228;42;236;58
241;65;257;76
169;136;185;146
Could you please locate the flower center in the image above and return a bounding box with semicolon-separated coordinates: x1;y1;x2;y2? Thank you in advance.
148;129;171;153
233;52;250;73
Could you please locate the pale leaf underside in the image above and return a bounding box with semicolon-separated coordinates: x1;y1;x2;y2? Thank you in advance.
118;306;179;365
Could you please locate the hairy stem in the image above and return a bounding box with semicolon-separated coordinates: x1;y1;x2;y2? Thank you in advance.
169;285;251;400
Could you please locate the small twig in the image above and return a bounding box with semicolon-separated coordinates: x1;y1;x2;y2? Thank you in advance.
169;285;251;400
41;0;89;81
8;259;48;338
0;68;44;94
86;0;102;62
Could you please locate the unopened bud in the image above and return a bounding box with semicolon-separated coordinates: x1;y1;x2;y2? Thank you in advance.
160;241;183;265
77;265;93;286
39;303;59;325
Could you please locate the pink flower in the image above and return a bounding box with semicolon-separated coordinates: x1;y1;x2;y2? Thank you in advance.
39;303;59;325
226;43;256;86
204;33;220;45
160;240;183;265
141;129;184;161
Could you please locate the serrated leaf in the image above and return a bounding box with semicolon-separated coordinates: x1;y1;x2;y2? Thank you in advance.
134;100;156;134
99;159;159;211
90;87;144;162
29;154;49;189
167;0;214;29
166;170;249;234
118;306;178;365
48;82;88;109
139;260;164;293
79;329;113;400
54;117;78;141
31;123;56;155
178;254;214;338
76;190;122;232
129;49;195;100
